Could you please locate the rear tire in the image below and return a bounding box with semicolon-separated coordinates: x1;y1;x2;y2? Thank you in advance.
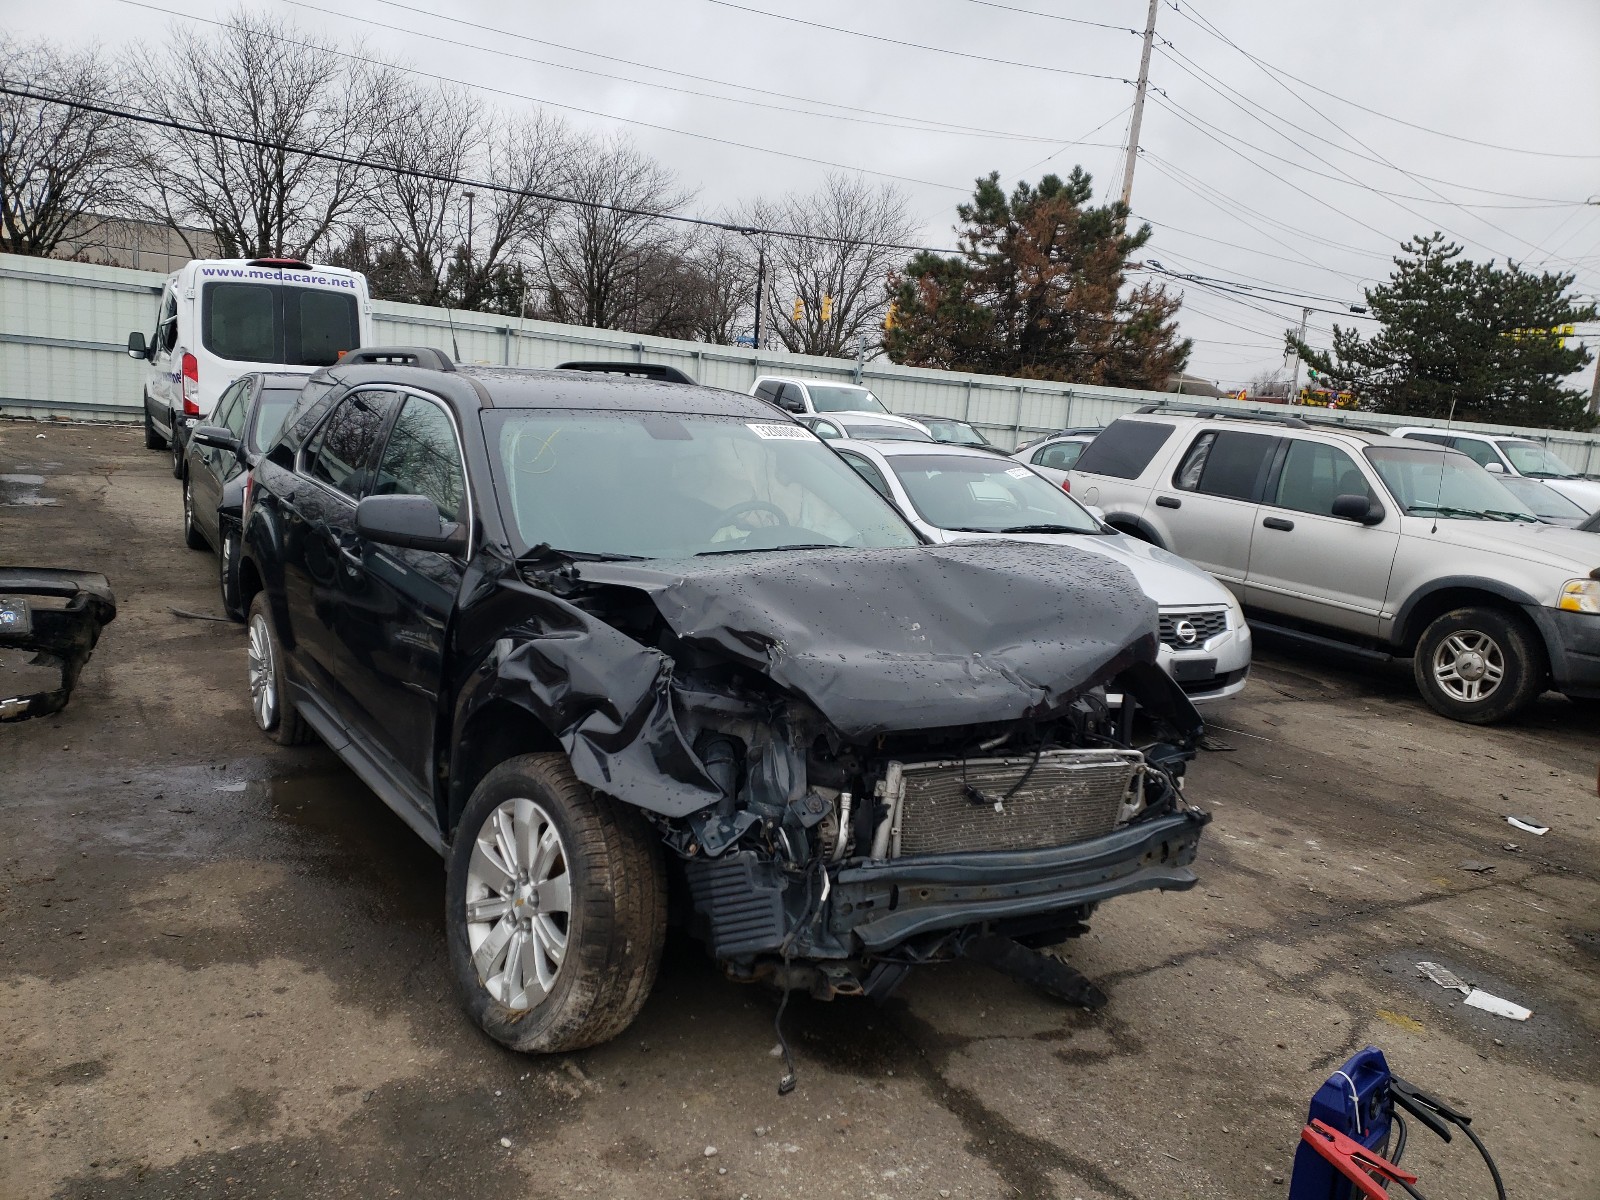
218;524;244;621
445;753;666;1054
182;476;207;550
246;592;312;746
143;401;165;450
170;420;184;479
1413;605;1545;724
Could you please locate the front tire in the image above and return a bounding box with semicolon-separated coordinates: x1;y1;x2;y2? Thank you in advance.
182;476;207;550
445;754;666;1054
143;401;165;450
246;592;312;746
1413;606;1545;724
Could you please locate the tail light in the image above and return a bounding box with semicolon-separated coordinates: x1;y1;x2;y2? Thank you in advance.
1061;477;1071;493
181;353;200;415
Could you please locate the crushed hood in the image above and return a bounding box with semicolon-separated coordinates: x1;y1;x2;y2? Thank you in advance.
575;540;1160;737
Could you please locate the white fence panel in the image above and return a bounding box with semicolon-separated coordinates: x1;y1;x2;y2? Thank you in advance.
4;251;1598;470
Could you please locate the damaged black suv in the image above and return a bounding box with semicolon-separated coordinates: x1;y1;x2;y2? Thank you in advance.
236;347;1210;1054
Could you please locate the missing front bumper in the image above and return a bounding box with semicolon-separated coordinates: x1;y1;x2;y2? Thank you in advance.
831;808;1210;951
0;569;117;721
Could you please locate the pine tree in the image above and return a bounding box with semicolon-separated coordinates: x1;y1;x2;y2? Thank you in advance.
1292;233;1598;430
884;169;1189;388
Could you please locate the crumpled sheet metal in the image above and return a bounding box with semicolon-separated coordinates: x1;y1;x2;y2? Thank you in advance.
577;541;1161;738
0;569;117;721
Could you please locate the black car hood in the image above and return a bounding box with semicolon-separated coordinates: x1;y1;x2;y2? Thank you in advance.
574;540;1159;737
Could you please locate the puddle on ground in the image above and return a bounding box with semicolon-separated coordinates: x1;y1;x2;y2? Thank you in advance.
0;473;58;507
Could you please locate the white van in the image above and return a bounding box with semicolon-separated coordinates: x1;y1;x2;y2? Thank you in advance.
128;258;372;472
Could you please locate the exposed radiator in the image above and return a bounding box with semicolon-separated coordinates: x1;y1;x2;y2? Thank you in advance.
888;749;1143;856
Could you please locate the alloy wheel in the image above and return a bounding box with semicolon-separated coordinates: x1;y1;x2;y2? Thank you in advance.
1431;629;1505;703
246;613;277;729
464;799;571;1011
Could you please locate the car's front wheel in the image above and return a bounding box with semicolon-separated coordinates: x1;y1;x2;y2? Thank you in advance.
445;754;666;1054
143;401;165;450
245;592;311;745
1414;606;1545;724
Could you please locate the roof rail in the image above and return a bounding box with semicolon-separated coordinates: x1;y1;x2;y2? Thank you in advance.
338;346;456;371
1135;403;1311;429
557;360;697;385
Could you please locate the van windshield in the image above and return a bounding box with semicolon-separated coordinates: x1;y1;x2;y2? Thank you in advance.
202;282;360;367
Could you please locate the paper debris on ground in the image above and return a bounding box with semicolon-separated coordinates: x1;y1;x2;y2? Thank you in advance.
1416;961;1471;993
1506;816;1549;835
1463;990;1533;1021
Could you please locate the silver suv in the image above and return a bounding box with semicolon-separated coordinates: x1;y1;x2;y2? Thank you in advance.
1068;410;1600;723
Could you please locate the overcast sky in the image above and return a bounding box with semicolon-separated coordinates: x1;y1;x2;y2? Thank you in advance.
14;0;1600;389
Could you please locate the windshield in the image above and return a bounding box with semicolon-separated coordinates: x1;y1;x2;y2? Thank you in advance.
1500;440;1578;479
836;419;933;442
1365;447;1538;521
483;410;918;559
1496;474;1589;521
202;282;360;367
885;454;1103;534
809;385;888;414
920;418;991;447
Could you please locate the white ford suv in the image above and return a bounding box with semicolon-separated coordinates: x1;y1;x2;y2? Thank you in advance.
1067;409;1600;723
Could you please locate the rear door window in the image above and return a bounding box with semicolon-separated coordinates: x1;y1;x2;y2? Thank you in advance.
305;390;397;498
1175;430;1280;501
1071;420;1173;479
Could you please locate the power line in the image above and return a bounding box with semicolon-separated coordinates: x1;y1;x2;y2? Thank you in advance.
956;0;1138;34
1;83;978;256
1134;212;1375;279
117;0;971;194
701;0;1134;83
1006;104;1132;182
271;0;1089;147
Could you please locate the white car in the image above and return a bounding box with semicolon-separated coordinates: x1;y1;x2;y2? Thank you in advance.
1393;427;1600;513
127;257;372;475
1011;431;1099;488
799;411;934;442
832;439;1252;703
750;375;895;420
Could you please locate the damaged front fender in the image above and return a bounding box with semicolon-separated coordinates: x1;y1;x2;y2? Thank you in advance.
0;569;117;721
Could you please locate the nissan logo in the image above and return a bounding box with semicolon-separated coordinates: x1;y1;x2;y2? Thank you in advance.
1173;619;1199;646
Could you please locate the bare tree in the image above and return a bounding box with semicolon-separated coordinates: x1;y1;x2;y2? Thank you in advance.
683;225;758;344
748;174;915;357
134;11;396;259
0;37;133;257
454;110;570;312
539;133;694;329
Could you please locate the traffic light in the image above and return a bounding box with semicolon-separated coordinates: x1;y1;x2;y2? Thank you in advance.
820;295;833;323
792;297;804;322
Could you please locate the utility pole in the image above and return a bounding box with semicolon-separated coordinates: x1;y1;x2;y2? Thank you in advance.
1118;0;1161;212
1288;306;1312;403
753;238;765;350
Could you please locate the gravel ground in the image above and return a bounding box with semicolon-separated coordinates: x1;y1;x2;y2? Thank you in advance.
3;419;1597;1199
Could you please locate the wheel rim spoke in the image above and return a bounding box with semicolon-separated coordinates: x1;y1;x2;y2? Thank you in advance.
533;874;570;914
464;797;571;1011
466;895;511;922
469;837;515;897
472;915;515;980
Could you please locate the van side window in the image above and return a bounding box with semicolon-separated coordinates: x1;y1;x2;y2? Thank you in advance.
1177;430;1279;501
306;390;397;499
157;291;178;353
1272;441;1372;516
1072;419;1173;479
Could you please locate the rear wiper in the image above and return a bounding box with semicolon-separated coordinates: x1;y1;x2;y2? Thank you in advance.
695;542;838;556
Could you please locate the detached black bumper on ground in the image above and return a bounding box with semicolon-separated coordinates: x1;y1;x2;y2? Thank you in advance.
0;568;117;721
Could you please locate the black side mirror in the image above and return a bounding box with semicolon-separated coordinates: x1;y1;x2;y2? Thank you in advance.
1332;493;1385;525
190;424;241;457
355;494;467;555
127;331;148;360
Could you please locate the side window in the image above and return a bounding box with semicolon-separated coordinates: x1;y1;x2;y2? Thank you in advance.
1034;441;1085;471
306;390;396;499
754;380;779;403
157;290;178;353
811;419;842;441
776;383;805;413
372;396;466;524
836;450;893;501
1272;441;1372;516
1405;431;1453;446
1183;431;1279;501
1173;432;1215;491
209;380;245;434
222;380;252;437
1450;437;1501;469
1072;419;1174;480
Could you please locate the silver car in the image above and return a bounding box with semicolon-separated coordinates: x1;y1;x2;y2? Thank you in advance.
832;439;1252;704
1068;411;1600;723
1011;431;1098;488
